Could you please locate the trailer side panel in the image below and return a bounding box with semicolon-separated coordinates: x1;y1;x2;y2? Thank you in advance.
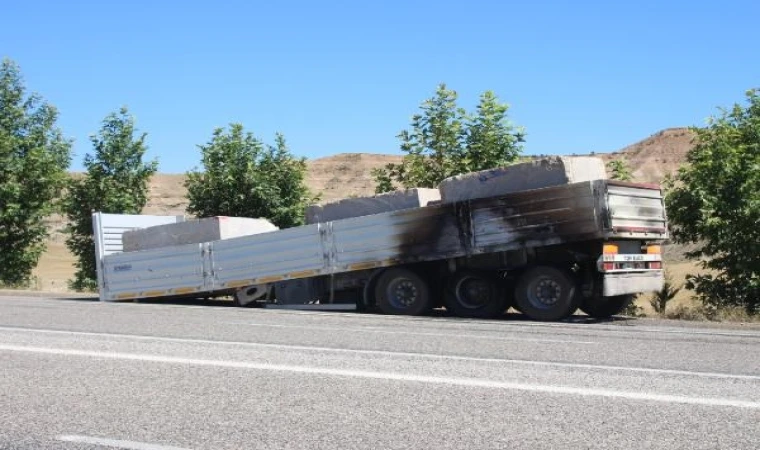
101;242;206;300
209;224;326;289
96;180;667;302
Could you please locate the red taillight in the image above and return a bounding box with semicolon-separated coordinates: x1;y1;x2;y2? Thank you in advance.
649;262;662;269
603;262;615;271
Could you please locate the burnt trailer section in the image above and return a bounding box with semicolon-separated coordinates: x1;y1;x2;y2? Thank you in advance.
93;179;667;321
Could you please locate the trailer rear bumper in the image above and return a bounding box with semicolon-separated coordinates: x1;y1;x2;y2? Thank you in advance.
603;271;664;297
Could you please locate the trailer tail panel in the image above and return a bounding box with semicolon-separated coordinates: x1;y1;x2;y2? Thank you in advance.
93;213;187;299
603;271;665;297
605;182;668;236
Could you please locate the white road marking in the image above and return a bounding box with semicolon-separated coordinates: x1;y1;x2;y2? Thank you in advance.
223;321;598;344
3;344;759;410
57;434;190;450
1;326;758;381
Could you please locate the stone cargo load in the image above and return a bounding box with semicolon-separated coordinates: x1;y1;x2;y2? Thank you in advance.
438;156;607;204
305;188;441;224
122;216;279;252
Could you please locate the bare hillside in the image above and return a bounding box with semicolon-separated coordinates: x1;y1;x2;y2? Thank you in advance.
139;153;405;217
603;127;696;182
141;129;697;216
305;153;404;203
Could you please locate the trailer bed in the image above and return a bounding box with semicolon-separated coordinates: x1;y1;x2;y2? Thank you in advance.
96;180;666;301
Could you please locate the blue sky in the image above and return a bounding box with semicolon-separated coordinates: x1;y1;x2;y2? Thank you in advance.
3;0;758;173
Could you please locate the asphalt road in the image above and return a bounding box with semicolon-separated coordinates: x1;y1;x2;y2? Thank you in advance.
1;294;759;450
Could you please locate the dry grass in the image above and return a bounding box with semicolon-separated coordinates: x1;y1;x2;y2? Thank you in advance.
634;260;760;323
661;304;760;323
662;304;709;321
33;238;76;292
709;306;760;323
635;261;699;316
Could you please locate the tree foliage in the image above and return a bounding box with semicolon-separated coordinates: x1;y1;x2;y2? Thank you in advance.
665;89;760;313
0;58;71;286
373;84;525;192
64;107;158;291
185;124;313;228
607;158;633;181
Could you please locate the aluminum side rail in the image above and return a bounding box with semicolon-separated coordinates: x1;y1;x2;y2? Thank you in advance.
94;180;668;301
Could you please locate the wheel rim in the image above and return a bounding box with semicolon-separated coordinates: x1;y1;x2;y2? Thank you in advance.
525;276;563;310
385;277;420;310
455;276;492;309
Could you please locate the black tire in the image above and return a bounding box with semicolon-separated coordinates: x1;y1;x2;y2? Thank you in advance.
514;266;579;321
444;271;505;319
374;268;432;316
581;294;635;319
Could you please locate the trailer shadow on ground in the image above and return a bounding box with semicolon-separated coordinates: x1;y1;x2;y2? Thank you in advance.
44;294;635;324
87;298;633;324
428;309;634;325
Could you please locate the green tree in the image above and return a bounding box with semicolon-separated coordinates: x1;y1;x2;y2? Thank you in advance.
607;158;633;181
665;89;760;313
373;84;524;192
0;58;72;286
185;124;313;228
64;107;158;291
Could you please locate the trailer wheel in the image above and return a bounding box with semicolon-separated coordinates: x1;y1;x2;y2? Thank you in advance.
444;271;505;319
581;294;635;319
374;268;432;316
515;266;578;321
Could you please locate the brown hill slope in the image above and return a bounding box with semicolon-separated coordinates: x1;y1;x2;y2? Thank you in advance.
34;129;695;291
141;153;405;217
141;127;696;217
602;127;696;182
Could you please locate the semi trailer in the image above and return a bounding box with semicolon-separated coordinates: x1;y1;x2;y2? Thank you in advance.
92;176;667;322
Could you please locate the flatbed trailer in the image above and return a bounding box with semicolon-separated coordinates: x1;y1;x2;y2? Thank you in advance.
93;179;667;321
